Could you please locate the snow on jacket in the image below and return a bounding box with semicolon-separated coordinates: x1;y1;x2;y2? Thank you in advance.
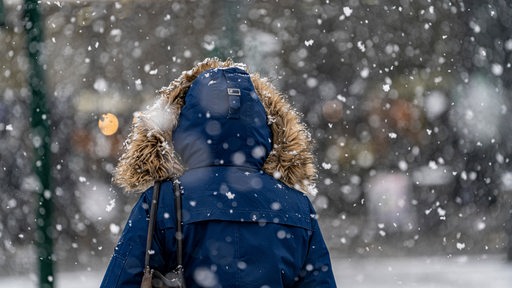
100;58;337;288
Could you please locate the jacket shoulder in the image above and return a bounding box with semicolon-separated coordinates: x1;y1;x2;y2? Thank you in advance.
179;167;315;230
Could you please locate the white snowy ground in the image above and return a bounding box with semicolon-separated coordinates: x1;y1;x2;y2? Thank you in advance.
1;254;511;287
333;254;512;288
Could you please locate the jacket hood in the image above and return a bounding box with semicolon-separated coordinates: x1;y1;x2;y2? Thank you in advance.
113;58;317;194
172;67;271;170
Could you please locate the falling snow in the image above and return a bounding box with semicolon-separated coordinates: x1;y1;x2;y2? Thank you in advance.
1;1;512;286
343;7;353;17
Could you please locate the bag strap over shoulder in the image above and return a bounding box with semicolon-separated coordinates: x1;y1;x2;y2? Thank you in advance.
173;179;184;268
144;180;184;271
144;181;161;268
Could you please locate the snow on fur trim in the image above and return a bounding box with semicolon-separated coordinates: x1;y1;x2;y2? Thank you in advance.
251;76;318;195
112;93;184;192
114;58;317;194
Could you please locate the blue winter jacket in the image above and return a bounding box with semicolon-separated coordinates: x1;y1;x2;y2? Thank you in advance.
100;67;337;287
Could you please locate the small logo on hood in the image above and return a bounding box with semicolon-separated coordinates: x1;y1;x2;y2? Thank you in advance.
227;88;241;95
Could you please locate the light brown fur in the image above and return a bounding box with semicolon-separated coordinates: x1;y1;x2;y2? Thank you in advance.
114;58;317;194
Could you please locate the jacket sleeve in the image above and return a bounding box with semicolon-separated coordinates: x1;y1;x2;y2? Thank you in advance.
296;209;338;287
100;189;166;288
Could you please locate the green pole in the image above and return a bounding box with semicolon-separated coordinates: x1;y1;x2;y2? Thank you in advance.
0;0;5;26
23;1;54;287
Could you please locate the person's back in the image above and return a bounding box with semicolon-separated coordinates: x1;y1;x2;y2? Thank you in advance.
101;59;337;287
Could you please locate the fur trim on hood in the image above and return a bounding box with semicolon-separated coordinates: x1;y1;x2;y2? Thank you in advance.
114;58;317;195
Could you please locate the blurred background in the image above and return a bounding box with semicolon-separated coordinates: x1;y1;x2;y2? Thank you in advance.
1;0;512;286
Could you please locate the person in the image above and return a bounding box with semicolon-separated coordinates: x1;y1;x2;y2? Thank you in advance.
100;58;337;287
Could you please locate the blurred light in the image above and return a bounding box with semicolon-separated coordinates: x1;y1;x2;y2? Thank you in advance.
98;113;119;136
322;100;343;122
365;172;416;232
424;91;448;120
412;165;454;186
451;76;504;144
356;150;374;168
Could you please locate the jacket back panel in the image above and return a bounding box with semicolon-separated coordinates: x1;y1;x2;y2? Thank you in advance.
156;166;315;287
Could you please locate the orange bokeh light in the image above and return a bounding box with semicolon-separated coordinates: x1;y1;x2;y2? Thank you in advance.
98;113;119;136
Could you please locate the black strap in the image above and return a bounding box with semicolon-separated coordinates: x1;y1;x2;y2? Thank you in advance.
144;179;184;270
173;179;184;267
